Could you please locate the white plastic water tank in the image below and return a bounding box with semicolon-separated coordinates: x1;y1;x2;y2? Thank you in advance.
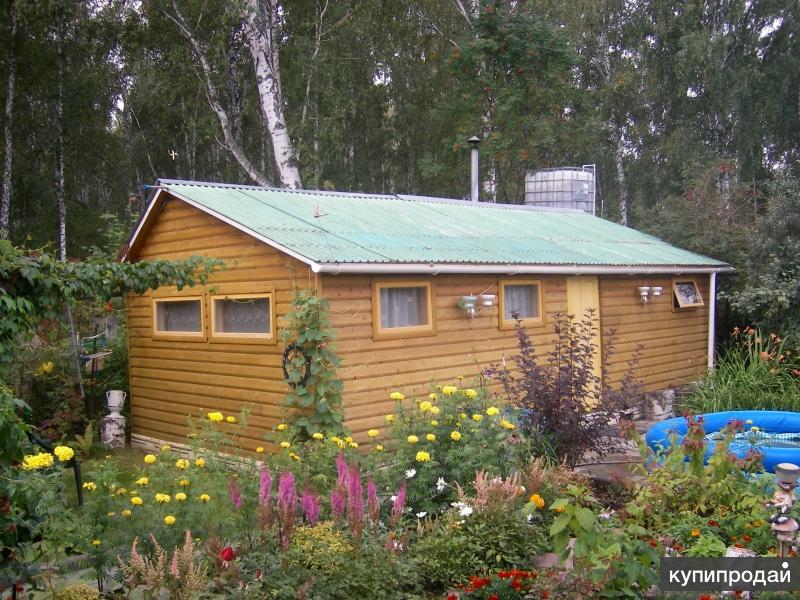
524;166;595;214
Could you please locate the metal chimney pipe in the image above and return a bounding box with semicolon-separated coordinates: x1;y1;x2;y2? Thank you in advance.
468;135;480;202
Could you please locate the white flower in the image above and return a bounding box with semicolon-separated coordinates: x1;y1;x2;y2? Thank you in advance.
598;510;614;520
436;477;447;492
459;505;473;517
527;514;534;523
416;511;427;518
405;468;417;479
390;495;397;503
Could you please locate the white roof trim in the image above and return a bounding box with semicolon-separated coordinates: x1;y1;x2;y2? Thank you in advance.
312;263;733;275
122;187;321;271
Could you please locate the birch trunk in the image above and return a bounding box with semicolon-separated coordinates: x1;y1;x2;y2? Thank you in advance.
613;119;629;227
166;1;271;187
55;9;66;261
243;0;302;189
0;2;17;240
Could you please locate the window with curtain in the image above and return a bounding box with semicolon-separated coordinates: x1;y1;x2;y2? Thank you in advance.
501;281;541;324
380;286;429;328
154;299;202;333
212;296;271;336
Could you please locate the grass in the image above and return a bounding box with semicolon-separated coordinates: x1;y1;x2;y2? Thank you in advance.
60;447;146;508
681;329;800;414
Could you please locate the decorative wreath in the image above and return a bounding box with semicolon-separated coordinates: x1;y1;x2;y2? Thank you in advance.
282;343;311;388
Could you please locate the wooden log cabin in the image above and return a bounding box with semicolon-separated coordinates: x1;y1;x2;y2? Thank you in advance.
121;179;732;451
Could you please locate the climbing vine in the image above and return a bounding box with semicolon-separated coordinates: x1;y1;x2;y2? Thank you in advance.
0;241;222;363
280;289;345;436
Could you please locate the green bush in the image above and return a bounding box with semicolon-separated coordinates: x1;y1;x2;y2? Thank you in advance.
682;327;800;413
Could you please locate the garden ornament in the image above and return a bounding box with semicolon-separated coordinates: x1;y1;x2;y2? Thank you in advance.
767;463;800;557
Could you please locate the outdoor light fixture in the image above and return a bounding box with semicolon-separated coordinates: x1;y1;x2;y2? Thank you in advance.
637;285;663;305
480;294;496;307
458;295;478;318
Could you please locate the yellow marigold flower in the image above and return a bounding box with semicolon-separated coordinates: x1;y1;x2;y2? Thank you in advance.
459;413;467;420
289;452;301;461
500;419;515;430
179;479;190;487
464;388;478;399
416;451;431;462
54;446;74;462
486;406;500;416
121;509;132;518
22;452;54;471
175;492;187;501
419;401;433;413
116;487;127;496
312;432;324;440
390;391;405;401
450;431;462;441
345;436;353;443
385;414;395;423
199;494;211;503
207;411;224;422
529;494;545;510
280;441;291;449
91;539;101;546
107;512;116;517
430;420;439;426
746;419;753;425
375;445;384;452
367;429;379;438
82;481;97;491
428;392;437;400
37;361;54;375
426;433;436;442
407;435;419;444
277;423;288;431
194;458;205;468
226;415;237;423
330;436;341;444
175;459;189;470
471;414;482;422
336;439;346;449
161;444;171;452
164;515;176;526
130;496;143;506
442;385;458;396
691;529;701;538
256;447;265;453
155;493;171;503
429;406;440;416
144;454;157;464
348;441;359;448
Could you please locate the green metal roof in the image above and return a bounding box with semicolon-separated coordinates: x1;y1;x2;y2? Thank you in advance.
140;179;730;272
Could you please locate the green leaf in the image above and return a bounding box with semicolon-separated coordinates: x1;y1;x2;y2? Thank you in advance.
575;506;596;531
550;512;571;536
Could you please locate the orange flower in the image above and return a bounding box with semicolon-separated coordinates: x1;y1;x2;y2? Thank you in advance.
690;529;701;538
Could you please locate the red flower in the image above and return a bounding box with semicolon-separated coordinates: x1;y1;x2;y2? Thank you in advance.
542;592;549;599
488;595;499;600
220;546;236;562
742;534;752;543
707;520;719;527
699;595;715;600
447;594;458;600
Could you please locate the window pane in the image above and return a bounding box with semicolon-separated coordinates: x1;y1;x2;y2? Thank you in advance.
156;300;201;332
214;298;270;334
380;286;428;328
504;284;539;320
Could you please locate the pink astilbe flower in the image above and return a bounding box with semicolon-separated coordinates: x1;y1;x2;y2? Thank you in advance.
336;452;348;488
391;481;406;528
347;464;364;540
259;467;272;506
277;471;298;550
330;487;346;521
169;550;180;578
228;477;243;510
367;475;379;523
300;486;321;525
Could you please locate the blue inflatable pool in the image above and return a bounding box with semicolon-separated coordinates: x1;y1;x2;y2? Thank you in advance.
645;411;800;473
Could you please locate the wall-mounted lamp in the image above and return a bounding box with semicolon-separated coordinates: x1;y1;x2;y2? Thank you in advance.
457;294;496;318
638;285;663;305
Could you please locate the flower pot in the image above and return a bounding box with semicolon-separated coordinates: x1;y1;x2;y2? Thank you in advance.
106;389;126;417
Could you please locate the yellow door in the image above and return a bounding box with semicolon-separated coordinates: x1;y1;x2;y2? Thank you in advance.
566;276;602;401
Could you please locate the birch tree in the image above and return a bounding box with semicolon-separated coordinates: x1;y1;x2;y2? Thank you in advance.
0;2;16;240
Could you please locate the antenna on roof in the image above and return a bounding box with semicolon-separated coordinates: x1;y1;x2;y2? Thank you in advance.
313;205;328;219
